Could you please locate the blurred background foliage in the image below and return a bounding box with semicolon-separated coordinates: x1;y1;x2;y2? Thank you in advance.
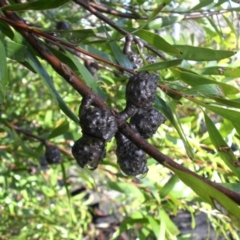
1;0;240;239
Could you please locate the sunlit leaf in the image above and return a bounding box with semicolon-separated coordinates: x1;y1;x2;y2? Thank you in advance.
183;84;224;97
166;163;240;228
48;120;69;139
173;45;236;61
26;48;78;123
131;29;181;55
65;51;106;99
204;112;240;179
156;97;194;159
148;15;184;29
171;67;239;95
200;66;240;78
138;59;182;71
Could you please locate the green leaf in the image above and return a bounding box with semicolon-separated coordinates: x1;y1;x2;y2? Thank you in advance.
139;3;168;30
204;112;240;179
208;97;240;109
148;15;184;29
0;0;70;11
0;37;7;82
26;48;78;123
191;0;214;10
138;59;182;72
183;84;224;97
48;120;69;139
146;216;161;238
173;45;236;61
219;183;240;195
0;20;14;39
160;175;179;198
65;51;106;99
170;67;239;95
59;29;96;44
132;29;181;55
160;209;179;236
200;66;240;78
107;181;145;201
109;40;132;69
166;164;240;228
0;37;8;102
192;102;240;135
207;17;222;37
156;97;194;159
3;39;27;62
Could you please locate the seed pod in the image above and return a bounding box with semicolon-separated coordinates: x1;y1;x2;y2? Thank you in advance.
126;52;158;69
145;55;158;64
71;135;106;170
45;145;61;164
80;107;118;141
126;72;158;108
126;52;144;69
130;107;166;139
115;132;148;176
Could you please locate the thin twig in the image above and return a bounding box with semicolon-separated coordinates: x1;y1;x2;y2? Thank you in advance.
89;1;147;19
73;0;167;60
0;16;135;74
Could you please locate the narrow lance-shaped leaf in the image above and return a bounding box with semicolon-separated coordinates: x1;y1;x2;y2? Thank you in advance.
171;67;239;95
200;66;240;78
160;209;180;236
204;112;240;179
130;29;181;55
148;15;184;29
173;45;236;61
3;39;27;62
182;84;224;98
138;59;182;72
191;0;214;10
136;3;169;31
48;120;69;139
166;163;240;228
26;49;78;123
0;37;8;102
156;97;194;159
65;50;106;100
190;100;240;135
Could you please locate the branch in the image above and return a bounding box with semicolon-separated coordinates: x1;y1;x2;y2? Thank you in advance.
1;0;240;205
73;0;167;61
9;124;72;156
89;1;147;19
0;15;134;74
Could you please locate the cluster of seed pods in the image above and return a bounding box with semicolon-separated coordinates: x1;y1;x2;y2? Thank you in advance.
116;72;166;177
72;36;166;176
72;98;118;170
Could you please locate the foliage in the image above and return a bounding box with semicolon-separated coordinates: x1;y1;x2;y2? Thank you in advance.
1;0;240;239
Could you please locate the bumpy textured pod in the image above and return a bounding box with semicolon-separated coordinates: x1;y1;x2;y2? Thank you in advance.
145;55;158;65
130;107;166;139
126;52;144;69
115;132;148;176
126;52;158;69
126;72;158;108
45;145;61;164
80;107;118;141
72;135;106;170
